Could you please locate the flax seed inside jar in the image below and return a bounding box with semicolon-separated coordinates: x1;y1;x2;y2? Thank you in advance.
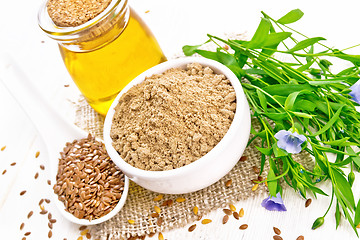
53;134;125;221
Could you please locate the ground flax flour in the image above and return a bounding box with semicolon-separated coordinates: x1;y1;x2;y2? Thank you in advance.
110;63;236;171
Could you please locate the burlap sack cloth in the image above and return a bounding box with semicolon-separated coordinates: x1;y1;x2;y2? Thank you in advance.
74;42;314;239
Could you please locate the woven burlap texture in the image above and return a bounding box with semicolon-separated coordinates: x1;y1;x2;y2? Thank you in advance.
74;98;313;240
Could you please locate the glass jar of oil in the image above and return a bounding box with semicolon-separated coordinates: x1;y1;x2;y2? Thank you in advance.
38;0;166;115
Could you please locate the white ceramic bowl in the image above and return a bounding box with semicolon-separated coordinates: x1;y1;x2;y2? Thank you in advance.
104;57;251;194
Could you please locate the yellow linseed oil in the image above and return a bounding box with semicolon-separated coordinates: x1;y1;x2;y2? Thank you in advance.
59;8;166;115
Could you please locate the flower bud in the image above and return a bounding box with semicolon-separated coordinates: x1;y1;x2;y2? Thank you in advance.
312;216;324;230
348;171;355;187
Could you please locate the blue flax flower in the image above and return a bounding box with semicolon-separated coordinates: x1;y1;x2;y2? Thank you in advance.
274;130;306;154
349;80;360;104
261;193;287;211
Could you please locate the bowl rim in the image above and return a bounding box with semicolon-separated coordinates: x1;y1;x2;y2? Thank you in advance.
104;57;246;180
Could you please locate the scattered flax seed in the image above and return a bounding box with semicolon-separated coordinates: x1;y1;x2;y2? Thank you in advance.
153;195;163;202
223;45;229;50
77;237;83;240
176;197;186;203
40;165;45;170
48;230;53;238
20;222;25;230
193;206;199;215
24;232;31;236
40;210;48;215
251;179;259;184
81;229;89;236
10;162;16;166
296;236;304;240
223;209;232;215
252;184;259;191
222;215;229;224
305;198;312;208
45;198;51;204
273;227;281;235
64;84;70;87
35;151;40;158
188;224;196;232
48;213;52;220
47;180;51;185
27;211;33;219
157;217;163;226
20;190;27;196
225;179;232;187
79;226;87;231
22;237;26;240
151;212;159;218
201;219;212;224
253;166;260;174
2;169;6;175
128;219;135;224
233;211;240;220
239;156;247;162
86;232;91;239
239;208;244;217
148;232;156;237
158;232;164;240
48;222;53;229
49;219;57;223
197;215;203;221
154;206;161;214
1;146;6;151
40;204;45;210
239;224;248;230
273;235;283;240
34;172;39;179
229;204;236;212
145;10;150;13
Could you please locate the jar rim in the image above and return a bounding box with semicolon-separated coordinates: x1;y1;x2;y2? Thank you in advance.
38;0;127;37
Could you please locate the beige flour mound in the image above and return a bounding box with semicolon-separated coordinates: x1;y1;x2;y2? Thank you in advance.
47;0;112;27
110;63;237;171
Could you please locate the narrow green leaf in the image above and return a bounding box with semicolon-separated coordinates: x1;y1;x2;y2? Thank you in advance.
247;18;271;49
256;89;268;111
182;44;201;56
332;168;355;209
323;138;350;146
273;143;288;157
285;91;300;110
255;146;272;155
263;32;292;47
216;50;237;66
292;111;313;119
194;49;218;61
263;84;314;96
354;198;360;227
309;80;345;86
311;105;344;136
277;9;304;24
288;37;326;52
293;100;316;111
263;112;288;120
335;202;341;229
